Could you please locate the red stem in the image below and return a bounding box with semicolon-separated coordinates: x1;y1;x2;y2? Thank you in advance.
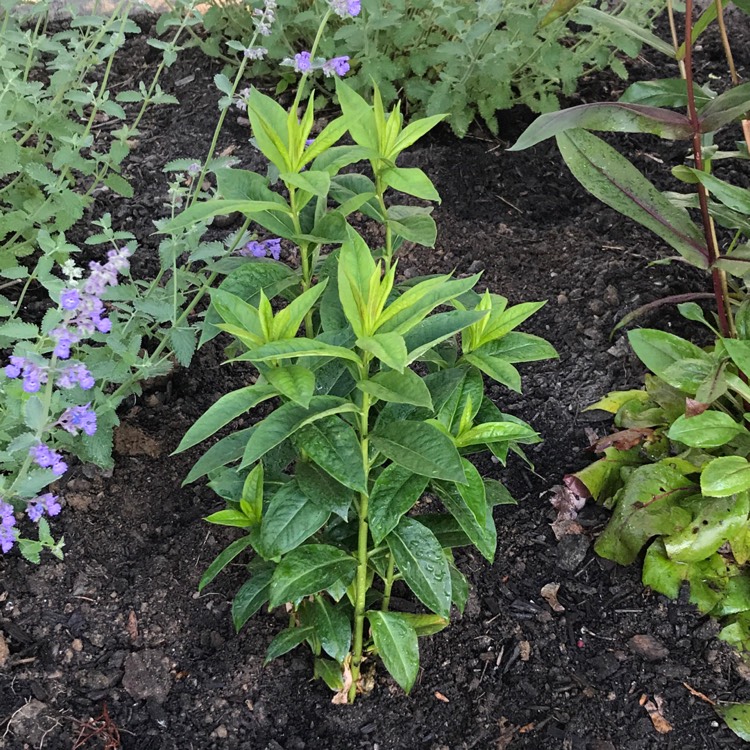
683;0;731;338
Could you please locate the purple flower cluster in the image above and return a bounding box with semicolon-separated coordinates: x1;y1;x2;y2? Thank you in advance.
30;443;68;476
290;51;351;78
50;247;131;358
5;356;48;393
26;493;61;523
0;501;16;554
239;238;282;261
57;363;95;390
253;0;277;36
57;404;97;436
323;56;350;77
330;0;360;17
244;46;268;60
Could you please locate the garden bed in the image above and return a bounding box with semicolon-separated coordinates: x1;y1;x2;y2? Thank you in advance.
2;12;750;750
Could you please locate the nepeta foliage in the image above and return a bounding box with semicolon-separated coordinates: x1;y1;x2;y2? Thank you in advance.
514;2;750;733
174;54;556;695
194;0;663;136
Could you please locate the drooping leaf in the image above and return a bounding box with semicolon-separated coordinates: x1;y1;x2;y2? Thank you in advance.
667;411;746;448
264;625;315;664
264;365;315;408
232;561;275;631
366;611;419;693
198;535;254;591
296;461;354;520
357;370;433;409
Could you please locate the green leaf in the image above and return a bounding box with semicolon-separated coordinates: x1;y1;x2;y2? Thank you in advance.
371;421;466;483
198;535;254;591
293;415;366;493
280;170;331;198
387;206;437;248
399;613;449;637
232;561;275;631
161;199;290;233
699;82;750;132
723;339;750;376
357;333;408;372
369;465;429;545
433;460;496;561
264;626;315;664
357;370;433;409
265;365;315;408
715;703;750;742
236;338;361;364
628;329;711;385
204;509;255;528
241;396;356;468
554;130;708;269
509;103;691;152
310;597;351;662
386;517;451;618
259;482;330;558
269;545;357;608
296;461;354;520
702;456;750;497
314;658;344;691
448;562;469;615
667;411;746;448
620;80;711;110
381;167;441;203
392;113;446;155
175;385;277;453
594;464;694;565
241;464;264;526
685;170;750;215
665;492;749;562
464;351;521;392
474;332;557;363
183;428;254;485
366;611;419;693
404;310;487;363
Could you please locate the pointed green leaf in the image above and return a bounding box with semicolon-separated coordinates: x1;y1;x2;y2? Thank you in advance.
241;396;357;467
357;370;433;409
269;545;357;607
297;461;354;520
198;535;254;591
260;482;329;558
357;332;408;372
366;611;419;693
235;338;361;364
264;625;315;664
667;411;746;448
369;465;429;544
381;167;440;203
464;351;521;392
184;428;254;485
386;517;451;617
628;329;711;384
701;456;750;497
371;421;466;483
264;365;315;408
232;561;275;631
293;415;366;493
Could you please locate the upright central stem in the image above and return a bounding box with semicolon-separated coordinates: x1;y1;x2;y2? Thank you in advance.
683;0;731;338
349;361;372;703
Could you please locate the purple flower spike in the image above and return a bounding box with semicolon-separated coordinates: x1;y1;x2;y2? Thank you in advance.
0;501;16;554
5;355;24;379
330;0;360;16
323;56;350;78
27;493;61;523
57;363;95;390
60;289;81;311
265;238;282;261
294;51;312;73
58;404;97;436
30;444;67;476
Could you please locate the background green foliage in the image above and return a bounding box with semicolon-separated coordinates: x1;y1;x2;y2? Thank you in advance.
196;0;663;135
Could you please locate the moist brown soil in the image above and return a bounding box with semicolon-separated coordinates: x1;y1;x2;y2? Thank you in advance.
3;12;750;750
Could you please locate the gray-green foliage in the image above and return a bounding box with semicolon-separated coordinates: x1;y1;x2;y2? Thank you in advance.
174;83;556;700
193;0;663;136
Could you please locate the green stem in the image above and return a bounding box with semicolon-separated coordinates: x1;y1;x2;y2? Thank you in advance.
381;554;395;612
349;360;372;703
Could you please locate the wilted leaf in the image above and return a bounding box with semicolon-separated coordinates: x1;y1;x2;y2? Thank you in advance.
540;583;565;612
590;428;654;452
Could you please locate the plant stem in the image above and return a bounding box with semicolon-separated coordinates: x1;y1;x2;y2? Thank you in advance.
349;362;372;703
381;554;395;612
683;0;731;338
666;0;687;78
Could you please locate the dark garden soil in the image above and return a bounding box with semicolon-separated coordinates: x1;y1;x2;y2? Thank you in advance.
3;11;750;750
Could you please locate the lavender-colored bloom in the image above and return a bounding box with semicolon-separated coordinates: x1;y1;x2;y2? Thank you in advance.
235;86;251;112
253;0;277;35
30;444;67;476
322;56;350;78
60;288;81;311
5;357;49;392
5;355;24;379
57;363;94;390
244;46;268;60
51;327;78;360
27;493;61;523
241;241;267;258
187;163;201;176
1;501;17;553
330;0;360;16
58;404;97;436
294;51;312;73
265;238;281;261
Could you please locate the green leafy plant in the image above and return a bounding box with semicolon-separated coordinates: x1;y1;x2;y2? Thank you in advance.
513;0;750;738
175;225;555;701
191;0;663;136
172;59;556;697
